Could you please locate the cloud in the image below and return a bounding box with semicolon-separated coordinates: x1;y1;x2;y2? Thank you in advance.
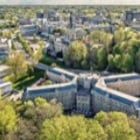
0;0;140;5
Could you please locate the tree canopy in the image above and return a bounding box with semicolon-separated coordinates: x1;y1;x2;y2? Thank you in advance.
0;97;139;140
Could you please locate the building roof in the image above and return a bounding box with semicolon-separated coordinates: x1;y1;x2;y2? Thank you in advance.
0;65;9;72
25;81;77;98
0;81;11;88
104;73;140;84
48;67;77;80
93;74;140;107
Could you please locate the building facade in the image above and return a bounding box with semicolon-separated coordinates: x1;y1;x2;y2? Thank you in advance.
0;80;12;95
23;65;140;117
20;25;39;36
124;10;140;24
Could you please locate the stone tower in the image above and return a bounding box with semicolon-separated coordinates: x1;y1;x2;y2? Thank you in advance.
69;12;73;28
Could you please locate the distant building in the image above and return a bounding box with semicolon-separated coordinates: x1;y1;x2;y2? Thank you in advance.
20;25;39;36
0;38;10;60
87;24;114;33
19;18;32;25
124;10;140;24
131;25;140;32
69;12;74;28
46;37;69;58
36;12;44;19
75;28;87;39
44;10;60;21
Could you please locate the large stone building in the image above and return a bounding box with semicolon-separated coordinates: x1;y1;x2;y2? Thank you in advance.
0;80;12;95
23;66;77;110
0;38;10;60
23;65;140;117
124;10;140;24
20;25;39;36
92;74;140;117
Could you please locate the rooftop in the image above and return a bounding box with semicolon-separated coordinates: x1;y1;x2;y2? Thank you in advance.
90;73;140;110
0;65;9;72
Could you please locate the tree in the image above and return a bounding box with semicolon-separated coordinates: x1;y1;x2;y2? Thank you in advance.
87;120;107;140
39;116;87;140
97;47;107;70
129;116;140;139
106;121;136;140
64;41;87;68
135;49;140;72
17;34;32;55
108;54;114;70
102;33;113;54
32;42;43;63
114;28;126;44
14;98;62;140
94;112;136;140
121;53;133;72
113;54;122;70
89;31;113;53
88;45;98;70
0;100;17;139
17;98;62;127
6;51;29;81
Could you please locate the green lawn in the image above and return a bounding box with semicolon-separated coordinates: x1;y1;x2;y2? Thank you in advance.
7;68;45;90
5;55;66;90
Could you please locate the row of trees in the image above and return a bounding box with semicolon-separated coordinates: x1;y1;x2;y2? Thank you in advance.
64;40;109;71
17;34;43;62
64;28;140;73
6;51;29;82
0;97;140;140
6;34;44;82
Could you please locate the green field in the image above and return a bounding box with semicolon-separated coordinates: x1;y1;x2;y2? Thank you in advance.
5;68;45;90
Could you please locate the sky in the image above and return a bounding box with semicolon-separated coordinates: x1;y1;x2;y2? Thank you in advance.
0;0;140;5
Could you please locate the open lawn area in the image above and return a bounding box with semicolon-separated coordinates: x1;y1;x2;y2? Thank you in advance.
14;68;45;90
5;68;45;90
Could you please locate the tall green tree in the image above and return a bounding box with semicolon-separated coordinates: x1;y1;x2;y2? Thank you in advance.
6;51;29;81
114;28;126;44
0;100;17;139
39;116;87;140
64;41;87;68
106;121;136;140
97;47;107;70
121;53;133;73
135;49;140;72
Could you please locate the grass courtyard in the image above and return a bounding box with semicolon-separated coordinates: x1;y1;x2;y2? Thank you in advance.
5;68;45;90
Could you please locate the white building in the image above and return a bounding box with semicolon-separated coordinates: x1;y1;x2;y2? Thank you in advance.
23;65;140;117
0;65;10;78
0;81;12;95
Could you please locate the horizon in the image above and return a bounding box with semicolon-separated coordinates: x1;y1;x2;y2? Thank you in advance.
0;0;140;5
